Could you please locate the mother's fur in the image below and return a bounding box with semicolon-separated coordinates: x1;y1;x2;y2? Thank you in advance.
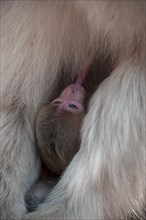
0;1;146;219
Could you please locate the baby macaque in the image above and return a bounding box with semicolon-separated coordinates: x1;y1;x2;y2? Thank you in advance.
25;67;88;211
36;76;86;174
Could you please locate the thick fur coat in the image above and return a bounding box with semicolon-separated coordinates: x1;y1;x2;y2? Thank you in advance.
0;1;146;219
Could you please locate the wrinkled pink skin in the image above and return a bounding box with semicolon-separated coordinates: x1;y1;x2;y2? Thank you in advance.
51;66;89;113
52;84;85;113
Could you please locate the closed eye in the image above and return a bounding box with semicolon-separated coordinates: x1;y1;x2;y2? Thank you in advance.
68;104;78;110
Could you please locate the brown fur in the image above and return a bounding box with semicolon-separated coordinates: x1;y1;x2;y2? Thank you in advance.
36;104;85;175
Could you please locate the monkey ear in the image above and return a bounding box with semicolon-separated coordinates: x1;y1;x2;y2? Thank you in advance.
52;98;62;105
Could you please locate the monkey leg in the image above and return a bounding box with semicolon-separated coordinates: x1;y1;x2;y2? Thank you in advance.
0;109;41;220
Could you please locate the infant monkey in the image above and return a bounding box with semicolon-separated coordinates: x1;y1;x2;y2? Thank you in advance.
36;75;86;175
25;67;88;211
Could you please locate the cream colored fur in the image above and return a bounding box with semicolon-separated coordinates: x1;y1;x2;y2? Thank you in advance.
0;1;145;219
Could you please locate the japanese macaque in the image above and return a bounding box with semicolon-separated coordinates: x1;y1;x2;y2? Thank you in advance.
1;1;146;220
36;68;88;175
25;70;87;211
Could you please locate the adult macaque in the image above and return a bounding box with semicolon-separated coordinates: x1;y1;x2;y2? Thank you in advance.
1;1;145;220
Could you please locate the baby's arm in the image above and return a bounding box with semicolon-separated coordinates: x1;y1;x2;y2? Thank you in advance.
25;178;57;212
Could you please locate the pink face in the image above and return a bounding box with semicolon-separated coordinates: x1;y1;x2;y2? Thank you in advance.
51;84;85;113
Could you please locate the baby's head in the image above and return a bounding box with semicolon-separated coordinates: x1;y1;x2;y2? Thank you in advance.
52;84;85;113
36;67;88;174
36;103;85;174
